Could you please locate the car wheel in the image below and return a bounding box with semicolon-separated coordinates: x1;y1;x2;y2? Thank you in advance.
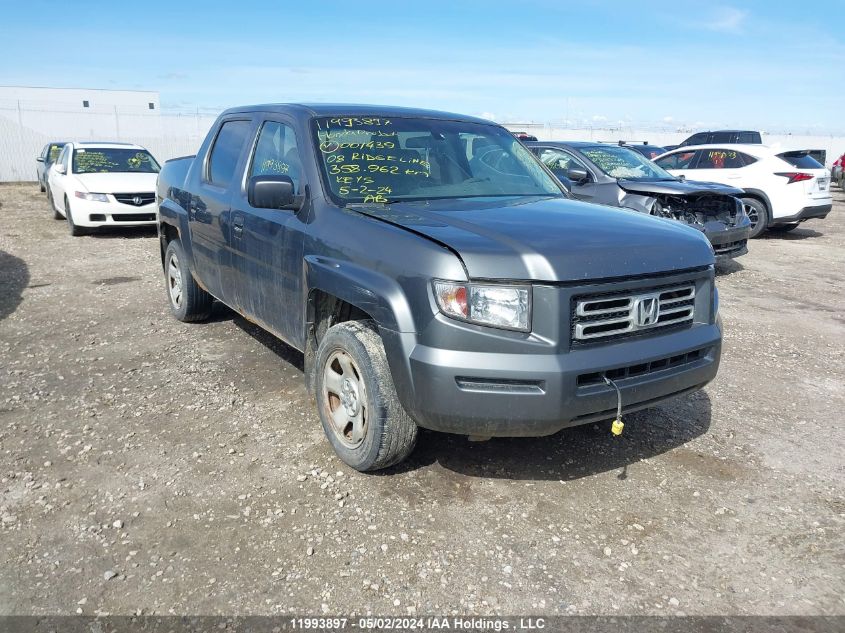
742;198;769;238
315;320;417;472
65;196;88;236
39;181;46;193
164;239;213;322
48;188;62;219
768;223;801;233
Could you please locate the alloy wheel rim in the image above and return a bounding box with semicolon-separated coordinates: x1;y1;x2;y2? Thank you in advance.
322;350;368;449
167;254;183;308
743;203;759;228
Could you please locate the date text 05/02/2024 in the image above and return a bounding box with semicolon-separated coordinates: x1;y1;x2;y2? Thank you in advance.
289;616;547;630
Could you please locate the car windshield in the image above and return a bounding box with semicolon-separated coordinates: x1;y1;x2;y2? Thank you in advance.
313;116;563;203
72;148;160;174
580;145;675;180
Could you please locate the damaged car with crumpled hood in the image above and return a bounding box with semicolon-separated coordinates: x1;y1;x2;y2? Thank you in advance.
526;141;751;261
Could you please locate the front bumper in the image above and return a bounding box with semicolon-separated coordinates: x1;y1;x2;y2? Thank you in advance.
383;264;721;437
698;214;751;261
70;201;157;227
771;203;832;225
401;324;720;436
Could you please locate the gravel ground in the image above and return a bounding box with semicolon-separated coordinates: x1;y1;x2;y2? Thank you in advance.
0;182;843;617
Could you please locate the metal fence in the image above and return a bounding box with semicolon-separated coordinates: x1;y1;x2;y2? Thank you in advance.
0;105;219;182
2;103;844;182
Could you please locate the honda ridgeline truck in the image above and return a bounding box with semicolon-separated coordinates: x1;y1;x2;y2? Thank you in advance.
156;104;722;471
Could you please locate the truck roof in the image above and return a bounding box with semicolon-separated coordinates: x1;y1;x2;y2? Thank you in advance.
219;103;494;124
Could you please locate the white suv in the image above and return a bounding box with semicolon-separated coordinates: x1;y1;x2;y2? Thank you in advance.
47;142;160;236
654;144;832;238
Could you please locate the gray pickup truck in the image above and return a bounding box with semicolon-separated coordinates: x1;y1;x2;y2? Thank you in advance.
157;104;722;471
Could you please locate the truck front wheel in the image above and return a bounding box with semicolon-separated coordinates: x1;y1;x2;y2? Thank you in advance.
315;320;418;471
164;239;213;322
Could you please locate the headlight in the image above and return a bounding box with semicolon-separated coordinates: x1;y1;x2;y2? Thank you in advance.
433;280;531;331
75;191;109;202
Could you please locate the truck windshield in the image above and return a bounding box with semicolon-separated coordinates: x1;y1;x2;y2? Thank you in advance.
313;116;563;203
72;149;160;174
581;146;675;181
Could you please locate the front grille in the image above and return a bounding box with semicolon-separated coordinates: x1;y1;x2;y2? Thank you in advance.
113;192;155;206
577;347;709;387
572;283;695;343
714;239;747;255
112;213;155;222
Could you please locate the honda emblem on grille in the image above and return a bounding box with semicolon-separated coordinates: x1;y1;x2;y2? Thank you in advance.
132;196;143;206
634;295;659;327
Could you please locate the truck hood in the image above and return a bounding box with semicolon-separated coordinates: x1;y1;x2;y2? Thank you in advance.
74;172;158;193
349;196;714;282
617;179;743;197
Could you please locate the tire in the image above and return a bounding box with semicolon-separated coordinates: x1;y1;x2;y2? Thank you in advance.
742;198;769;239
768;223;801;233
48;188;62;220
315;320;417;471
163;239;213;322
65;196;88;236
39;181;46;193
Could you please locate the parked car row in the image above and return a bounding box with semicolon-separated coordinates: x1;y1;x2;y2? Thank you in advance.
31;107;837;471
526;141;751;260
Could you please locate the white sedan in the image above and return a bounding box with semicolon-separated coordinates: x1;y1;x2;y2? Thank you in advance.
654;143;832;238
47;142;160;236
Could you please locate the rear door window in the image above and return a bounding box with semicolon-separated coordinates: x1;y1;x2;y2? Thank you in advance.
738;152;758;166
778;152;823;169
696;149;745;169
710;132;733;143
207;120;252;187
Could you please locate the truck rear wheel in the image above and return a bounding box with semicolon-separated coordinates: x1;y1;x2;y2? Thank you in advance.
164;239;213;322
315;320;417;471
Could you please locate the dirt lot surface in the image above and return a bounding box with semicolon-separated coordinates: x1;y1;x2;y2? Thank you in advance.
1;182;843;617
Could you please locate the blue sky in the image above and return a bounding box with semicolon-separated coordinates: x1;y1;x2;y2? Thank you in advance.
1;0;842;132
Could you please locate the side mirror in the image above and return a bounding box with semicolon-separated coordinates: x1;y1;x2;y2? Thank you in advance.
566;167;589;184
54;164;67;174
36;156;45;163
248;175;295;209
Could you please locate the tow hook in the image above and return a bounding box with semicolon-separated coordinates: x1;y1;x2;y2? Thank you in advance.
603;375;624;436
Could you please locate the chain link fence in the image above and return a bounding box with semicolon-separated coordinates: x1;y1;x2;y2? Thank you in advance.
0;104;220;181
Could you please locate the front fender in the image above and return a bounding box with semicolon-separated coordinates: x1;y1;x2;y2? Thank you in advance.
618;191;652;214
303;255;417;333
